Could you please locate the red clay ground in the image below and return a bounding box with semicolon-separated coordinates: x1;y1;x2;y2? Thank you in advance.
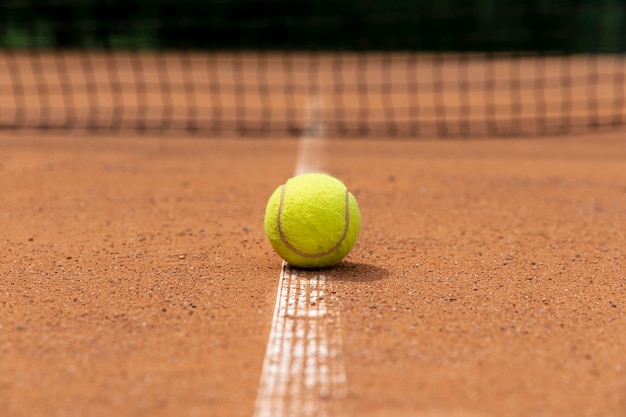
1;132;625;417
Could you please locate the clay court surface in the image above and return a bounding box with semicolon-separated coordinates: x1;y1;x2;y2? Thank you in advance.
1;51;626;417
0;130;624;417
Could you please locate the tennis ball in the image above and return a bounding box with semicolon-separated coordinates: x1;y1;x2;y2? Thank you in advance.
264;173;361;269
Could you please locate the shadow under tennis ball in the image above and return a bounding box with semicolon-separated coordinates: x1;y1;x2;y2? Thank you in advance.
322;261;389;282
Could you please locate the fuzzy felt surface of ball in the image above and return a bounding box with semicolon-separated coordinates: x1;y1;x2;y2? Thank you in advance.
264;173;361;269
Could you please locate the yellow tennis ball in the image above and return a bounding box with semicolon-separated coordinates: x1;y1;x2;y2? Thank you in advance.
264;172;361;269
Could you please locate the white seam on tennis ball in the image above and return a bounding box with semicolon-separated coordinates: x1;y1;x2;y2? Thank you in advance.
277;184;350;259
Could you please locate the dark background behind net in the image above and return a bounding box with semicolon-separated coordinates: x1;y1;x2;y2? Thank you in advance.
1;0;625;137
2;0;625;52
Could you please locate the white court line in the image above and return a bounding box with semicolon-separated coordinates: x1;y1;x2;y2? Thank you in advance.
253;97;347;417
254;266;347;417
295;95;325;175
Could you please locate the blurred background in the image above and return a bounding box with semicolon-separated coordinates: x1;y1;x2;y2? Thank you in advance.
1;0;625;137
1;0;625;51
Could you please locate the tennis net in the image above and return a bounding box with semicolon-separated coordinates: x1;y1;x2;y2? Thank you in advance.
1;0;625;137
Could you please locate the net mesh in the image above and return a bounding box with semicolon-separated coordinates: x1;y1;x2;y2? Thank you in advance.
1;0;625;137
